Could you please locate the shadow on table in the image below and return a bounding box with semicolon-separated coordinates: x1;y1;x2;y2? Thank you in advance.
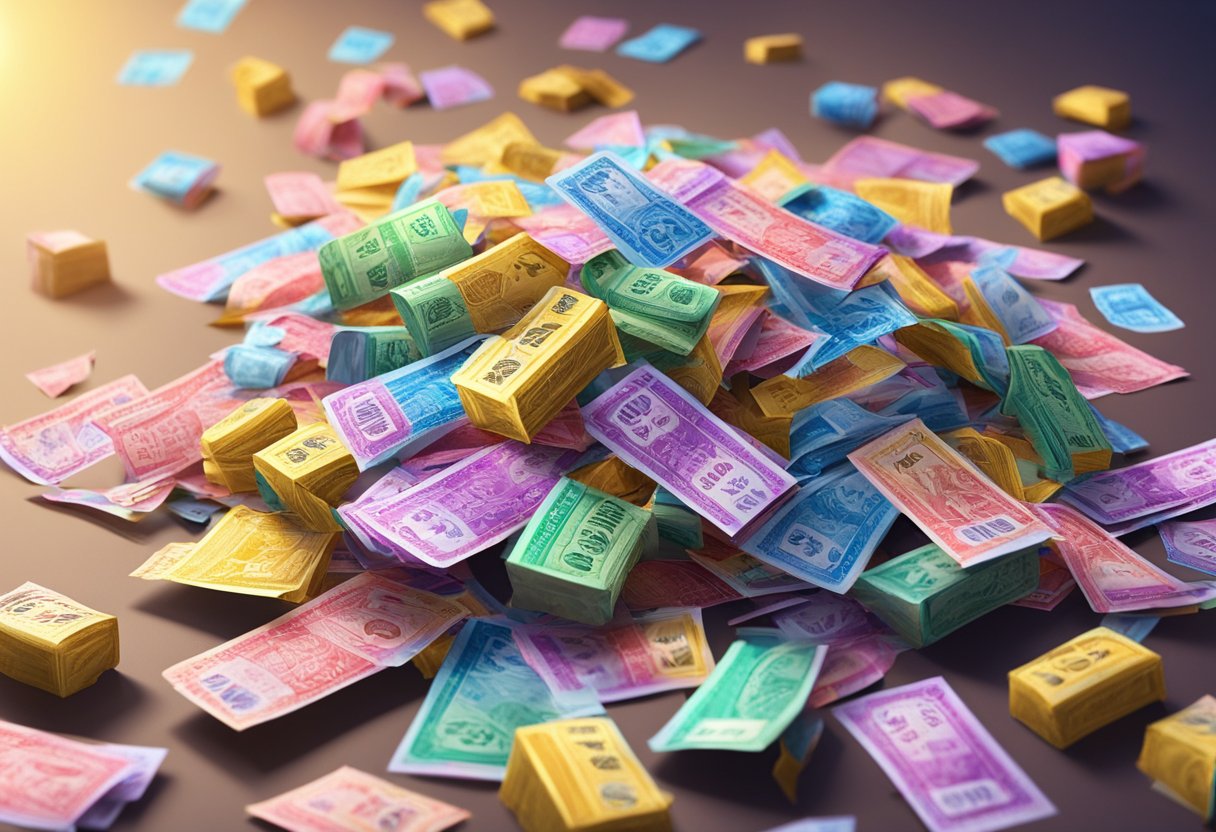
169;664;429;776
133;584;284;640
0;669;146;735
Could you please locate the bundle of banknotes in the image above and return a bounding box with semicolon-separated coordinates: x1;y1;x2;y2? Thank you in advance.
8;38;1210;829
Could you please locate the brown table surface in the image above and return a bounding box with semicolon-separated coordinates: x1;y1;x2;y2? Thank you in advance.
1;0;1213;830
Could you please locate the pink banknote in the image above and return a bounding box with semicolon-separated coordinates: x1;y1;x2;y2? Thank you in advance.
848;418;1054;567
681;175;886;291
1031;298;1187;397
583;365;796;536
0;374;148;484
905;90;998;129
225;251;325;316
25;350;95;398
329;68;387;121
293;100;365;161
564;110;645;149
724;312;820;376
822;136;980;187
264;172;342;221
380;62;425;108
1033;503;1216;613
0;719;139;831
419;65;493;110
512;204;613;264
559;16;629;51
163;573;467;730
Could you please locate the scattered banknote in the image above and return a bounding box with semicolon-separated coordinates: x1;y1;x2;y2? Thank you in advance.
328;26;394;64
849;418;1055;566
616;24;701;62
835;677;1056;832
131;150;219;209
811;82;879;128
582;364;796;536
621;559;743;610
1158;519;1216;577
560;15;629;51
25;350;95;398
764;819;856;832
821;136;979;186
322;336;484;469
649;628;826;752
116;49;193;86
1033;503;1216;612
548;152;712;268
1059;438;1216;532
983;129;1057;169
0;719;165;831
1089;283;1183;333
177;0;246;32
246;766;470;832
163;573;466;730
419;65;495;109
1100;613;1160;643
389;618;603;780
742;464;897;593
511;606;715;702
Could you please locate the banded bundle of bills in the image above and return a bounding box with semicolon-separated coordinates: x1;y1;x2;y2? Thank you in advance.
452;288;624;442
248;766;470;832
501;717;674;832
851;543;1039;647
519;65;634;112
0;582;118;697
319;199;473;310
1002;176;1094;241
1009;626;1165;748
424;0;495;40
1137;695;1216;821
130;506;336;602
745;33;803;64
0;719;166;830
1001;345;1111;482
1057;130;1146;194
253;422;359;531
583;251;721;356
230;56;295;117
1053;84;1132;129
333;141;418;215
392;232;570;357
506;477;651;625
327;325;420;383
27;230;111;298
200;397;298;492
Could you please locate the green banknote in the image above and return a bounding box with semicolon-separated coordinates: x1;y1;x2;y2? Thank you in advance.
648;629;825;752
327;326;421;384
582;251;720;356
1001;344;1112;482
506;477;651;626
391;275;473;357
319;199;472;310
388;619;603;781
851;543;1040;647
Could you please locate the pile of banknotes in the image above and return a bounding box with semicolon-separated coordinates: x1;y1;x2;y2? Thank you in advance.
5;3;1212;828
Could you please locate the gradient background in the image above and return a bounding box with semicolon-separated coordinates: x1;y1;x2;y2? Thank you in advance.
0;1;1213;830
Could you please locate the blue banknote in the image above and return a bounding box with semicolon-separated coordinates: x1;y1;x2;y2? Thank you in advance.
784;186;898;244
116;50;194;86
784;282;917;373
742;464;899;593
1099;613;1160;643
328;26;394;64
1089;283;1184;333
811;82;879;129
877;374;970;433
223;344;293;389
1089;403;1149;454
983;129;1057;169
789;399;911;478
389;619;603;780
131;151;217;204
547;151;712;267
177;0;247;33
970;264;1057;344
322;336;487;469
616;24;701;62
